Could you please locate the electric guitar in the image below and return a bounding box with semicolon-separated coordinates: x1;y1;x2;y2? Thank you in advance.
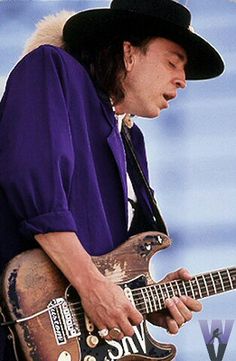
0;231;235;361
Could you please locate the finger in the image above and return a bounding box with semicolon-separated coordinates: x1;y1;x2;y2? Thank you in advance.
176;267;193;280
165;298;186;327
127;305;143;326
117;314;135;338
165;315;179;335
119;320;134;337
172;297;193;322
111;303;142;338
180;295;203;312
162;268;192;283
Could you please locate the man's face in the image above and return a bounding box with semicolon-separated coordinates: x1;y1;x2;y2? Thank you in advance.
116;37;187;118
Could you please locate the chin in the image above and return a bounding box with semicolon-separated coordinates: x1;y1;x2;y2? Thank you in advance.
145;108;161;118
135;107;160;119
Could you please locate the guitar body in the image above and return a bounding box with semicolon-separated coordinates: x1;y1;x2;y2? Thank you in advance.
0;232;176;361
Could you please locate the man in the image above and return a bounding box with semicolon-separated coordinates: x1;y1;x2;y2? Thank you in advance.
0;0;224;360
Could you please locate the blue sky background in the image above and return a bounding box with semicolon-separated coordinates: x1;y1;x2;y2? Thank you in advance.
0;1;236;360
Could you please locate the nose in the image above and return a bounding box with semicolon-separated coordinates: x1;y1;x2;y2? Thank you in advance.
174;70;187;89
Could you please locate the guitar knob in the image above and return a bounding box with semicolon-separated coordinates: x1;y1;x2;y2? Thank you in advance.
84;356;96;361
86;335;99;348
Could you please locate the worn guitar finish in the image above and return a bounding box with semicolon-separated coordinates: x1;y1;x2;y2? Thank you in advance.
1;231;236;361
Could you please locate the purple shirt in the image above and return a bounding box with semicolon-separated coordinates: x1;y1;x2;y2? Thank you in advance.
0;45;161;267
0;45;167;361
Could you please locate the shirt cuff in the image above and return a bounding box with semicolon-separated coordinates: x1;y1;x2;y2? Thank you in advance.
20;210;77;237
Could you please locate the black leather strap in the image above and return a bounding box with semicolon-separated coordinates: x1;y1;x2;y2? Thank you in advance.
121;122;168;235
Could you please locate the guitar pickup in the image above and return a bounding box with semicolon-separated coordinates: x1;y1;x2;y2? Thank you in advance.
48;297;81;345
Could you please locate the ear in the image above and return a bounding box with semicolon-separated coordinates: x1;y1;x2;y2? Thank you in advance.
123;41;135;72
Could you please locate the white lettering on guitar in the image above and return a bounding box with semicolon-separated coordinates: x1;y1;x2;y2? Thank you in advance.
105;322;146;360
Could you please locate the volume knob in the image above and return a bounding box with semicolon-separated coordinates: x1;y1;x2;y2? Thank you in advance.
86;335;99;348
84;356;96;361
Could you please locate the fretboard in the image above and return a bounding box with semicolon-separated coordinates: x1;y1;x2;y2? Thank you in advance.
132;267;236;315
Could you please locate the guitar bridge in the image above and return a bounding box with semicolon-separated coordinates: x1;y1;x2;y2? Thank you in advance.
48;297;81;345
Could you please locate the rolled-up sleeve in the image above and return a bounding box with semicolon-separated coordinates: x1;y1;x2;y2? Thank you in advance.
0;45;77;238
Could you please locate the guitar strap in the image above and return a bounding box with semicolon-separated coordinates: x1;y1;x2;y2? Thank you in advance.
121;120;168;235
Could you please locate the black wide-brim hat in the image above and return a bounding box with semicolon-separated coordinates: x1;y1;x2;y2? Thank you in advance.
63;0;225;80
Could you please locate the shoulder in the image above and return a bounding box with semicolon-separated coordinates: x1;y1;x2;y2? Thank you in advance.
5;45;95;99
10;45;89;81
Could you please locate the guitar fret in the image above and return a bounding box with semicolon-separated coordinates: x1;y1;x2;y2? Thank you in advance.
220;270;231;291
153;285;162;310
158;284;165;303
149;286;158;311
190;278;198;298
168;283;175;297
188;280;196;299
218;271;225;292
181;280;188;297
160;283;168;299
144;287;153;312
170;281;178;297
210;272;217;294
229;269;236;287
178;279;188;296
193;276;205;298
169;282;177;297
204;273;215;296
201;274;210;296
147;286;155;313
147;287;154;313
196;276;203;298
164;283;171;298
190;277;200;299
212;272;223;293
227;269;234;290
133;290;144;313
141;288;149;313
174;280;181;296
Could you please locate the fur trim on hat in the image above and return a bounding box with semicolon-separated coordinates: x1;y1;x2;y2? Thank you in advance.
22;10;76;56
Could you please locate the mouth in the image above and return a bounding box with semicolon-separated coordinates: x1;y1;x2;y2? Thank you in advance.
163;92;177;102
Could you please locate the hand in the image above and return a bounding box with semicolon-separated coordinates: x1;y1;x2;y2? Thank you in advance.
78;273;143;340
35;232;143;340
147;268;202;334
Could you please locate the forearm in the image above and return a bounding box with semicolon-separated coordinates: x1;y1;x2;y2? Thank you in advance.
34;231;103;293
34;231;142;338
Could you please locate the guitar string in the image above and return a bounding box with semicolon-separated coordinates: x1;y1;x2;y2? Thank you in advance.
132;270;236;297
69;273;236;319
69;270;236;313
69;269;236;310
70;284;234;318
132;269;236;294
70;280;233;316
70;279;235;324
125;277;236;313
71;281;235;323
132;274;236;298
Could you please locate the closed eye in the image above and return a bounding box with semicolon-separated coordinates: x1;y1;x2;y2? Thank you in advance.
168;61;177;69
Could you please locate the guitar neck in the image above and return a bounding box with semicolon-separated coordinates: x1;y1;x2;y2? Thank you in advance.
132;267;236;315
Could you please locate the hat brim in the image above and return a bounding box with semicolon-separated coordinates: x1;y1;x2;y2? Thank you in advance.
63;9;225;80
